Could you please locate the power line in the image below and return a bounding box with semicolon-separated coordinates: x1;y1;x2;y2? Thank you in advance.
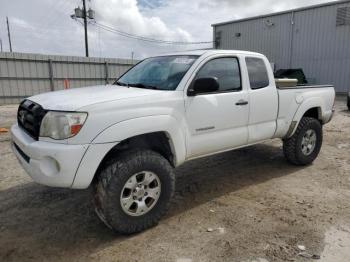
93;22;214;45
95;22;213;45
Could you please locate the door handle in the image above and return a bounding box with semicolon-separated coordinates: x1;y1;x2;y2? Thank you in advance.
235;100;248;106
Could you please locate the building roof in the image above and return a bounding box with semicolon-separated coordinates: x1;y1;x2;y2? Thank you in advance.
212;0;350;27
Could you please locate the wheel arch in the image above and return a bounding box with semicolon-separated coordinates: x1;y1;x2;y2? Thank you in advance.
294;97;324;122
96;131;177;172
71;115;186;189
286;97;325;138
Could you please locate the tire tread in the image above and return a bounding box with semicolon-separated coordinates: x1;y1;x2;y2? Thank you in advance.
93;149;175;234
283;117;322;166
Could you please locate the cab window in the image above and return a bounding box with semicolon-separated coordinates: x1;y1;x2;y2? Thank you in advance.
245;57;270;89
196;57;241;92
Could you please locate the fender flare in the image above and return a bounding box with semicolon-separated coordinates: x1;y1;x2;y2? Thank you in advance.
72;115;187;189
287;97;324;138
92;115;187;166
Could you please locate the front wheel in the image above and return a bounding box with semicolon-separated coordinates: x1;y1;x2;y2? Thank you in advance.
283;117;323;165
93;150;175;234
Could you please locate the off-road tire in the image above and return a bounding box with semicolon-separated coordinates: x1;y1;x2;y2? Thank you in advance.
283;117;322;165
93;149;175;234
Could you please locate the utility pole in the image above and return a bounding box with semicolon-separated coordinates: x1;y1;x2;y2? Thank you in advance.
6;17;13;52
0;38;3;52
71;0;95;57
82;0;89;57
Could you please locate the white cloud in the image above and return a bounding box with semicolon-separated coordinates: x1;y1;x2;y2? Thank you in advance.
143;0;340;42
93;0;192;41
0;0;340;59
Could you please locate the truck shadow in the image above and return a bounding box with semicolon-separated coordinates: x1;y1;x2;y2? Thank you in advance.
171;143;301;215
0;143;303;261
340;109;350;115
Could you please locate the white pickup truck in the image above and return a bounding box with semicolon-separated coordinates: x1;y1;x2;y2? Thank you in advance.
11;50;335;234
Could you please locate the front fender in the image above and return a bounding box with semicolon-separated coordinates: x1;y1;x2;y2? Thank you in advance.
72;115;187;189
92;115;187;166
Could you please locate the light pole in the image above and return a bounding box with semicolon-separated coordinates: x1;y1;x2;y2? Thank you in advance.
6;17;13;52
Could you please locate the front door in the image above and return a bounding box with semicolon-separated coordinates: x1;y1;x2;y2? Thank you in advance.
184;57;249;158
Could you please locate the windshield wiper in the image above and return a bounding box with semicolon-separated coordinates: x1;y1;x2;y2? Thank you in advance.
115;81;128;87
127;83;159;90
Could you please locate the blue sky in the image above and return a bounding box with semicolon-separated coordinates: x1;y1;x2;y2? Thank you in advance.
137;0;164;9
0;0;339;59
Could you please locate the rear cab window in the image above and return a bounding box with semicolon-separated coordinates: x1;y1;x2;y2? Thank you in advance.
245;57;270;90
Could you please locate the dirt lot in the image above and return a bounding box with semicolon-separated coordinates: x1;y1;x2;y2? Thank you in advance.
0;98;349;262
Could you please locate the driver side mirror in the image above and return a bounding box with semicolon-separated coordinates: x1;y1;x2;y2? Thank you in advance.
187;77;220;96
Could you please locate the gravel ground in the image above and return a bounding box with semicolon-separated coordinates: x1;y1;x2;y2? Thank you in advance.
0;98;349;262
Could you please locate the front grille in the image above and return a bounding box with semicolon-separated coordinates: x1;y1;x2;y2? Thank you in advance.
17;100;46;140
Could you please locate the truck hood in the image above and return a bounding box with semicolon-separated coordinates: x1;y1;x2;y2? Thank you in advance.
29;85;161;111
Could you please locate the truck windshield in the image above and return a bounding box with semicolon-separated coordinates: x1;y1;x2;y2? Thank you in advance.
114;55;198;90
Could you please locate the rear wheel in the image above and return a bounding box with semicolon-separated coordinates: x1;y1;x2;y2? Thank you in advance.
283;117;322;165
93;150;175;234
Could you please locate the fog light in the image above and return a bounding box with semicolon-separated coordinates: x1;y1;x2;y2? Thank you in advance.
39;157;60;176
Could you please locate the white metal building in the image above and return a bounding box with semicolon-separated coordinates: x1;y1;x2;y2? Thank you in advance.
212;0;350;93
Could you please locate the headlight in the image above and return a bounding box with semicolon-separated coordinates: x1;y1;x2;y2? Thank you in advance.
40;111;88;140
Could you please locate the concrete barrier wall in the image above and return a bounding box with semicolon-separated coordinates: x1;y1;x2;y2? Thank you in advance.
0;52;136;105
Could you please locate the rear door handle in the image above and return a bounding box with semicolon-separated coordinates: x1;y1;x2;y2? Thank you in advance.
235;100;248;106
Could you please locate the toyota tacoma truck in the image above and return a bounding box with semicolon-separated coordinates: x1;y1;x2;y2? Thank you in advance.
11;50;335;234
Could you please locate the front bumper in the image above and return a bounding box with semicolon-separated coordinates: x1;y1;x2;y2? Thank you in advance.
11;124;89;188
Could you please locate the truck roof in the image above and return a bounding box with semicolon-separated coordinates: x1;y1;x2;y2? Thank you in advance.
157;49;263;57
